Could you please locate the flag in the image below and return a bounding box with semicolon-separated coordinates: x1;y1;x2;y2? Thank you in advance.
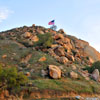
48;20;55;25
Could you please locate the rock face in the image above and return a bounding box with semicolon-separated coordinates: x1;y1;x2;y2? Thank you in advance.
91;69;99;81
48;65;61;79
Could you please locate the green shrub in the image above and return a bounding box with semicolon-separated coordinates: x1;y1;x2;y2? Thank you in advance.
84;61;100;73
35;33;53;48
0;66;28;91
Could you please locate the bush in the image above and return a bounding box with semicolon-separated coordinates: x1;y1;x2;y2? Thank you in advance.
0;66;28;91
84;61;100;73
35;33;53;48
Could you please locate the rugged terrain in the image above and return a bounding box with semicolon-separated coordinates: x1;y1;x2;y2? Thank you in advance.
0;24;100;100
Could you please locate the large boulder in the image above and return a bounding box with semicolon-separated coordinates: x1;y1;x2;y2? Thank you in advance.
91;69;99;81
48;65;61;79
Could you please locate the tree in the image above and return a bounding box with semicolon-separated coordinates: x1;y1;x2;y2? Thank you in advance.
35;32;53;48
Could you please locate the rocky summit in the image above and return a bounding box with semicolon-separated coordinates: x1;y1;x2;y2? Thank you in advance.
0;24;100;100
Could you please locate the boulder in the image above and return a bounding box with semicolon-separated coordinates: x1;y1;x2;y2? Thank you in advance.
54;46;65;56
66;53;75;62
51;44;58;48
41;69;48;77
70;71;78;79
48;49;56;57
39;56;46;62
58;29;66;34
91;69;99;81
37;30;44;34
25;72;30;77
59;57;69;64
24;32;31;38
54;34;64;40
2;54;7;59
44;30;49;33
48;65;61;79
88;57;94;63
30;35;39;42
71;65;76;70
21;54;32;64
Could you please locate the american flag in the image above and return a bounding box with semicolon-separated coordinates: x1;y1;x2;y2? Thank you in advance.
48;20;55;25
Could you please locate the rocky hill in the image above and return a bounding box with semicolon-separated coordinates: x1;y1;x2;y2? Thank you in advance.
0;24;100;100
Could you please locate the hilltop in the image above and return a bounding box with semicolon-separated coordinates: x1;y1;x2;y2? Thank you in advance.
0;24;100;100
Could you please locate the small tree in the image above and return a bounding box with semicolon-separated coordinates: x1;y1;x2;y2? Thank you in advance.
35;33;53;48
0;66;28;91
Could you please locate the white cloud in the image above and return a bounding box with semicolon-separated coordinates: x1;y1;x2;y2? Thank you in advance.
0;8;13;22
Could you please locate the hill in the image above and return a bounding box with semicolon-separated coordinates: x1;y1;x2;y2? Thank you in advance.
0;24;100;100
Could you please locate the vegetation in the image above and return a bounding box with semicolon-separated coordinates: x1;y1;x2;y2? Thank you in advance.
85;61;100;73
0;65;28;92
35;33;53;48
32;78;100;94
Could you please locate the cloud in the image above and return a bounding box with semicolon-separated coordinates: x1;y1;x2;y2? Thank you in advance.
0;8;13;22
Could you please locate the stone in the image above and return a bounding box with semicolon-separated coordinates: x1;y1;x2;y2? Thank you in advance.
41;69;48;77
44;30;49;33
24;32;31;38
51;44;58;48
39;56;46;62
2;54;7;59
18;67;23;71
30;69;34;73
25;72;30;77
88;57;94;63
70;71;78;79
37;30;44;34
71;65;76;70
27;82;34;87
54;46;65;56
30;35;39;42
48;49;56;57
58;29;66;34
48;65;61;79
91;69;99;81
21;54;32;63
59;57;69;64
66;54;75;61
54;34;64;40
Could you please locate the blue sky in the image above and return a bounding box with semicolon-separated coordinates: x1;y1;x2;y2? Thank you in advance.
0;0;100;51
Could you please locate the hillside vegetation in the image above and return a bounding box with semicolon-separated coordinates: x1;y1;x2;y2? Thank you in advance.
0;24;100;99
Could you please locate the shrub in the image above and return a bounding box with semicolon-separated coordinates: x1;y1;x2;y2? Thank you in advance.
84;61;100;73
35;33;53;48
0;66;28;91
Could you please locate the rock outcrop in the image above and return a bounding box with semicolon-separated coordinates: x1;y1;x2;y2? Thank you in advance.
0;24;100;65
